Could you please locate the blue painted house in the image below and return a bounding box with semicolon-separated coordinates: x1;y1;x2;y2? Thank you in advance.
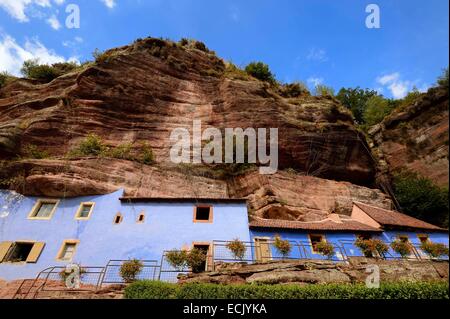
0;189;448;282
0;190;250;281
249;201;448;261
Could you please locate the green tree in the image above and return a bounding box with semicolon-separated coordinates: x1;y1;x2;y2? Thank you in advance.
393;170;449;228
436;67;449;87
363;95;394;127
21;59;58;82
20;60;78;82
244;62;275;83
336;87;379;124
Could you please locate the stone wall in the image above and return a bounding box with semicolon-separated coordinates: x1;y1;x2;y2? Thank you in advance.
178;258;449;285
0;279;125;299
2;258;447;299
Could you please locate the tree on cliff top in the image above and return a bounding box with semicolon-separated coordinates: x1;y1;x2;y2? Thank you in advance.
245;62;276;84
363;95;395;127
21;59;79;82
436;67;449;88
336;87;379;124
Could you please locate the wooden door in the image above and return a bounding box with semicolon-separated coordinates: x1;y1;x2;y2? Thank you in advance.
255;238;271;262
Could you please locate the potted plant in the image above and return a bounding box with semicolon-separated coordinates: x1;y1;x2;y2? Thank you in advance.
420;241;449;259
226;238;247;261
186;248;207;273
119;259;144;283
315;241;335;259
165;249;188;270
273;235;292;259
390;240;413;258
355;238;389;258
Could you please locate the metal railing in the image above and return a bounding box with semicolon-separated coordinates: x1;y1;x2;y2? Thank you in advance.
338;239;449;261
13;260;161;299
99;260;160;287
13;239;448;298
13;265;105;299
212;239;348;268
158;251;191;283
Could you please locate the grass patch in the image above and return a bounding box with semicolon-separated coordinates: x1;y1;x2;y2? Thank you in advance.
21;145;49;159
0;71;17;88
68;134;155;165
125;281;449;299
223;63;251;81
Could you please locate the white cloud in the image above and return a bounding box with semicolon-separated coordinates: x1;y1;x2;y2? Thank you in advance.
100;0;116;9
62;36;83;48
46;14;61;30
377;72;400;86
376;72;428;99
0;33;66;76
307;77;324;87
0;0;51;22
389;81;409;99
306;48;328;62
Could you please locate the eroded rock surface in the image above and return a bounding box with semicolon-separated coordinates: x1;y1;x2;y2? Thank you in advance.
0;38;391;220
179;259;449;285
370;86;449;187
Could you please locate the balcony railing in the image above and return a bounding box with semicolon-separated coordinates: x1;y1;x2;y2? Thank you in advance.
14;239;448;298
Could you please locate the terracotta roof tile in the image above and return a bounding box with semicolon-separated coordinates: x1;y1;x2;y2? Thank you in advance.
354;202;447;231
120;197;247;203
249;218;381;232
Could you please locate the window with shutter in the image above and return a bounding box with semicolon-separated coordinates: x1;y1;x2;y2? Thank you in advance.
0;241;13;263
26;242;46;263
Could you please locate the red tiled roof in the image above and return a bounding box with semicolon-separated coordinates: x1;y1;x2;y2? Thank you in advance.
249;218;381;232
354;202;447;231
120;197;247;203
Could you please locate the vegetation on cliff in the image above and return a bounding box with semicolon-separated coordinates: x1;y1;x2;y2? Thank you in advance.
20;59;82;82
336;68;449;130
393;170;449;227
68;134;155;165
0;37;446;226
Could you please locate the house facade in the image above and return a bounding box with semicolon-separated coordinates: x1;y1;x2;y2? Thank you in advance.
0;190;250;281
250;202;448;261
0;189;448;281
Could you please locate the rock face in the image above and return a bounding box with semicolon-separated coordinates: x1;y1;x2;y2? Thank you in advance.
231;171;392;221
370;86;449;187
0;38;390;220
178;259;449;285
0;279;125;299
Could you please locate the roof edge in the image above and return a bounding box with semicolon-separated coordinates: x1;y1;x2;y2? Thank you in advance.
120;197;248;203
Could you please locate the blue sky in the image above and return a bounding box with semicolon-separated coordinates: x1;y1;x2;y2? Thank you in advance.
0;0;448;98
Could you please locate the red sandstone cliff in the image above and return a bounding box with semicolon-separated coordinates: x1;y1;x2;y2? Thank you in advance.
370;86;449;188
0;38;400;221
